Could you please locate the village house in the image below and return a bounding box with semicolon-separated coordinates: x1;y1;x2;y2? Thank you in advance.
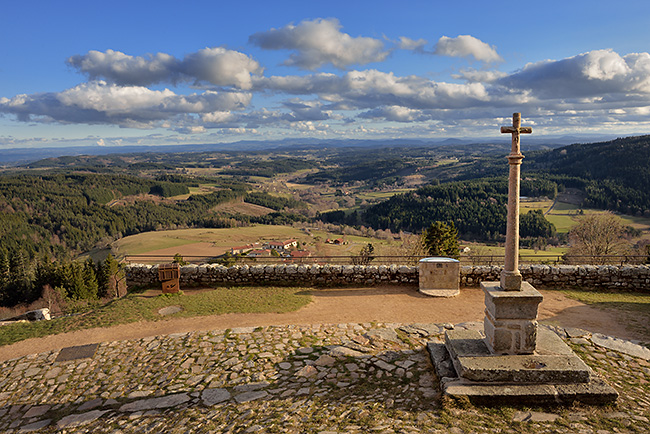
288;249;312;263
325;238;347;245
247;249;273;258
230;243;260;255
266;239;298;251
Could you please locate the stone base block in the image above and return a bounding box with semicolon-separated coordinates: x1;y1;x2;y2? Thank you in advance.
442;377;618;406
484;313;538;355
427;327;618;406
482;281;543;355
418;258;460;298
500;270;523;291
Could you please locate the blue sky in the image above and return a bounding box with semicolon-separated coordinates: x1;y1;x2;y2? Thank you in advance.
3;0;650;149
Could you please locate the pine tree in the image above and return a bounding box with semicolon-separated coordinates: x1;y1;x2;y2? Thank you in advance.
82;258;99;300
423;221;460;257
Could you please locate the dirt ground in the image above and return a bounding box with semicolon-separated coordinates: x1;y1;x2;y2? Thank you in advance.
0;286;644;362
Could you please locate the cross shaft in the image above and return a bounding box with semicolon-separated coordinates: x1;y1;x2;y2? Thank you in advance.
500;113;532;291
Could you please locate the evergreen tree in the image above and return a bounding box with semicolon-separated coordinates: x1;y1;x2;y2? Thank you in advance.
423;221;460;257
352;243;375;265
82;258;99;300
173;253;188;266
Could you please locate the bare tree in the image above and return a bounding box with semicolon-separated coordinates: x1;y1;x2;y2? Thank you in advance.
565;212;631;264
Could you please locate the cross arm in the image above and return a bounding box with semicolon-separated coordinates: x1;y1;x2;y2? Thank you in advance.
501;127;532;134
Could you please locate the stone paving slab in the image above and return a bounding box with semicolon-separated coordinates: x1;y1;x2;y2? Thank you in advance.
53;343;99;362
0;322;647;433
455;354;591;383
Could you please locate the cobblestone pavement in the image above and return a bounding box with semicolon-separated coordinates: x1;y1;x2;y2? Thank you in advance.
0;322;648;433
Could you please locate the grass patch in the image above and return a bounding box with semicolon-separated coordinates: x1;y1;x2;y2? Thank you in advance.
545;214;577;233
552;201;580;212
520;199;553;213
0;286;312;347
115;225;308;256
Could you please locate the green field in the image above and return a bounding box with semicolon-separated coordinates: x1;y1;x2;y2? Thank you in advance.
464;244;567;261
546;214;577;233
552;202;580;212
115;225;306;256
354;189;415;201
520;200;553;213
113;224;408;260
521;199;650;235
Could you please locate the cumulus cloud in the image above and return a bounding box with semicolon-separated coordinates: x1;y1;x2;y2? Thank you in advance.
434;35;502;62
398;36;427;51
499;49;650;99
0;81;251;128
453;68;508;83
282;99;333;121
67;47;263;89
256;69;494;110
359;105;429;122
249;18;389;70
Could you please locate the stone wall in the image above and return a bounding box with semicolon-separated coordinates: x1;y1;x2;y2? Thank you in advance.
126;263;419;288
125;263;650;292
462;264;650;291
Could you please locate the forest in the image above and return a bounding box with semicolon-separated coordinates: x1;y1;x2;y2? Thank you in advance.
322;177;558;240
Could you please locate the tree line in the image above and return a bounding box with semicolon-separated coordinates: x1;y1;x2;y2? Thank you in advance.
320;177;557;241
0;252;124;308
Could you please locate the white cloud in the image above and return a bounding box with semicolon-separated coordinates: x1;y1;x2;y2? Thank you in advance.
499;49;650;99
67;47;263;89
0;81;251;128
398;36;427;51
249;18;389;70
452;68;508;83
179;48;263;89
434;35;503;63
359;105;428;122
257;69;493;110
282;99;333;121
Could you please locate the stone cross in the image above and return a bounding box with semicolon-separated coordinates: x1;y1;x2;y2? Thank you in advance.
500;113;532;291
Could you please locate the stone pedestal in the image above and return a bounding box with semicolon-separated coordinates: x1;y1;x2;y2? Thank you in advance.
427;327;618;405
482;281;542;355
418;257;460;297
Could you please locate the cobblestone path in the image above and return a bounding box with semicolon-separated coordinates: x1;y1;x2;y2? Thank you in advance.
0;322;648;433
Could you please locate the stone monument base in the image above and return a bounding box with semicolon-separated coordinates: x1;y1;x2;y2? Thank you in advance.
427;327;618;405
482;281;543;355
418;257;460;297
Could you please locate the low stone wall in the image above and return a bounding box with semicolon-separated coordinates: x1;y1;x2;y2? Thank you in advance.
126;263;419;288
462;264;650;291
125;263;650;292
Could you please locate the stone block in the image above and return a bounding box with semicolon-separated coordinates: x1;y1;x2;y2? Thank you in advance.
445;329;490;358
443;379;617;405
500;271;522;291
455;354;591;383
418;258;460;297
484;312;538;355
482;282;543;319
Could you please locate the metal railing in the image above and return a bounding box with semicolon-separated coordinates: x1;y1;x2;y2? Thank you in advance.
123;254;649;267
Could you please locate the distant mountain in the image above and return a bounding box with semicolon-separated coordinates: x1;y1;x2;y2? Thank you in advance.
0;134;615;166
